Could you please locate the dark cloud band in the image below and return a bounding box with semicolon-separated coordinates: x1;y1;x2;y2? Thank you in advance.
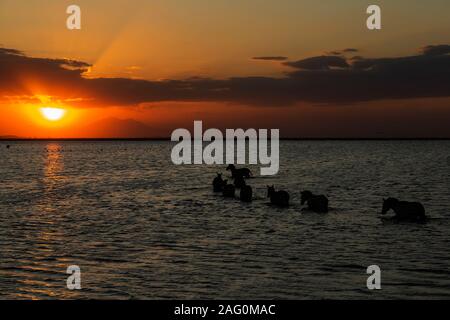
1;45;449;107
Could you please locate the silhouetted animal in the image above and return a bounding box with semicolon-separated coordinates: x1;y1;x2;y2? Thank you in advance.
226;164;252;179
239;182;253;202
222;183;236;198
234;175;246;189
267;185;289;207
381;198;426;221
212;173;226;192
301;191;329;213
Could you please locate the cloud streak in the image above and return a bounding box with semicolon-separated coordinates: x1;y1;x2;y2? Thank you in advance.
252;56;288;61
283;55;350;70
422;44;450;56
1;45;450;107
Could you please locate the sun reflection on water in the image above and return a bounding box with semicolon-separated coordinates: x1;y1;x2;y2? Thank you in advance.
14;143;71;299
44;143;64;178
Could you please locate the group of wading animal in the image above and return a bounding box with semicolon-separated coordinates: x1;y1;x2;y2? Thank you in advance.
212;165;253;202
213;166;427;221
212;165;329;210
265;187;330;210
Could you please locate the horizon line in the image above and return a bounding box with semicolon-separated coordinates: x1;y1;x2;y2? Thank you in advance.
2;137;450;141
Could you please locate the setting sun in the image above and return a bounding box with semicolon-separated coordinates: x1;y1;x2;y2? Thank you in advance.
40;107;66;121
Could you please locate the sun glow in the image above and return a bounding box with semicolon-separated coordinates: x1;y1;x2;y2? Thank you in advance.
40;107;66;121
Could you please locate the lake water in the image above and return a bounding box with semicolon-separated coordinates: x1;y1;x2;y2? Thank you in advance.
1;140;450;299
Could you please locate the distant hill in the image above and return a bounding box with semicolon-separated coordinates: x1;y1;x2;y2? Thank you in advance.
0;135;21;140
80;117;157;138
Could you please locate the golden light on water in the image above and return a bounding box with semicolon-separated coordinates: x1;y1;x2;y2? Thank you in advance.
40;107;66;121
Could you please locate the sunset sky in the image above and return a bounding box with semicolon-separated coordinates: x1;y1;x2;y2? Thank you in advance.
1;0;450;138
